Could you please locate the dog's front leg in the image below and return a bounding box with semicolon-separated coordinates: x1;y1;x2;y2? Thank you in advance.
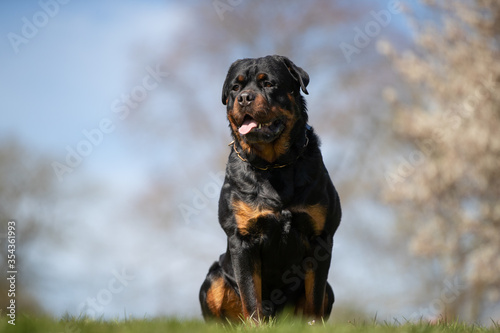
303;234;333;319
229;234;263;321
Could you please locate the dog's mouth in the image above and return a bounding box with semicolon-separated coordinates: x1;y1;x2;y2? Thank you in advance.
238;115;286;143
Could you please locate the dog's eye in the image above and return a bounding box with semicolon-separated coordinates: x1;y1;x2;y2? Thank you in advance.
263;81;274;88
232;84;240;92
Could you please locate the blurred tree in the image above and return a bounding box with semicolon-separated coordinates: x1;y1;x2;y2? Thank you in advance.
380;0;500;322
0;139;75;315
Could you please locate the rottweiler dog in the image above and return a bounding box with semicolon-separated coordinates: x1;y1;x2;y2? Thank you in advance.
199;55;341;322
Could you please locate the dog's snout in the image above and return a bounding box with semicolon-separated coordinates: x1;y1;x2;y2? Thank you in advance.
238;91;255;106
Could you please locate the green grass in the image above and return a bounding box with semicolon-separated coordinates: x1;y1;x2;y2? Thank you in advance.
1;315;499;333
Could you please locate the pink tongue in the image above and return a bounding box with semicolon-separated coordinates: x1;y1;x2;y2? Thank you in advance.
238;118;259;135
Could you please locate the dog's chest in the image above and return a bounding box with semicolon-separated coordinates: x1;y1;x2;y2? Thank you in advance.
231;199;326;239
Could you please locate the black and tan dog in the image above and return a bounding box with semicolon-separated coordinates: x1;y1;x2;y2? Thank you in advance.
199;55;341;322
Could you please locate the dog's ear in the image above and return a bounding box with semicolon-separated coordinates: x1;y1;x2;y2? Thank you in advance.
221;72;230;105
222;73;229;105
278;56;309;95
221;59;245;105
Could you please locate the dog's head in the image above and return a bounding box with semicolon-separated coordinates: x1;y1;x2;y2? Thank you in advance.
222;55;309;163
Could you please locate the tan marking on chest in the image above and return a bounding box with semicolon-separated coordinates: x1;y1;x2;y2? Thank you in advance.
290;204;327;235
232;200;277;236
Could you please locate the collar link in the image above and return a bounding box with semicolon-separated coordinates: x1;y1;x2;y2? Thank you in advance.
228;125;311;171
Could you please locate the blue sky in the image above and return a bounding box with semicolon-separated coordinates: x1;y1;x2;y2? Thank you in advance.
0;0;435;321
2;0;181;150
1;0;199;192
1;0;205;318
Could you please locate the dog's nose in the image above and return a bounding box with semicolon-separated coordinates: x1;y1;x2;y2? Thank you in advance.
238;92;255;106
